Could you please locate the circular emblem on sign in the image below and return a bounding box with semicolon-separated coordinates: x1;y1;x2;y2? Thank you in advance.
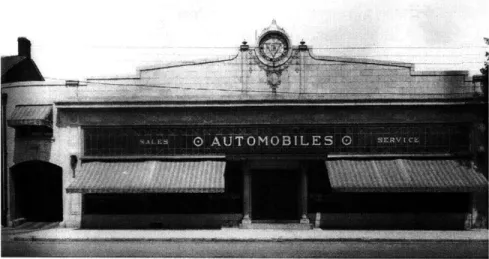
341;136;352;146
259;33;289;63
193;137;204;147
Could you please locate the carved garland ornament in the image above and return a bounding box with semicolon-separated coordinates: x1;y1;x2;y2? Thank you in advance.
255;20;294;92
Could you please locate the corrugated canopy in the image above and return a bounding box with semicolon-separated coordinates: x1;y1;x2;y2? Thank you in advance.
326;159;487;192
66;161;225;193
8;105;52;127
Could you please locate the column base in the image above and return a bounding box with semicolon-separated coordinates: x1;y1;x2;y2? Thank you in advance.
240;215;252;228
300;215;310;224
62;215;81;228
10;218;26;227
464;213;471;230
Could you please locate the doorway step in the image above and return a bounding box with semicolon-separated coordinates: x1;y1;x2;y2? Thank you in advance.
240;223;312;230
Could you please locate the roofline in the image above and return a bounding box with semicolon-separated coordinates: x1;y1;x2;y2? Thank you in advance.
473;74;487;82
85;46;473;82
308;47;472;81
29;58;45;81
1;80;87;89
138;53;240;72
308;47;414;68
1;56;26;77
12;104;53;107
1;56;45;81
55;99;483;108
86;76;140;81
85;54;241;81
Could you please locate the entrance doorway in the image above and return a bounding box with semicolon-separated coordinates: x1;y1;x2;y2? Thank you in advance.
252;170;299;221
11;160;63;222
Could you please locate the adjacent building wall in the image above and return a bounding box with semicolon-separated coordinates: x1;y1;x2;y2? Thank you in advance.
1;82;83;226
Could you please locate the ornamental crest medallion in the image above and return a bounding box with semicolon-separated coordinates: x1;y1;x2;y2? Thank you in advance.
256;20;292;67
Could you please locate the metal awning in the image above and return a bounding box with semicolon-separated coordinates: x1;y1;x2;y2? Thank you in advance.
7;105;52;127
66;161;225;193
326;159;487;192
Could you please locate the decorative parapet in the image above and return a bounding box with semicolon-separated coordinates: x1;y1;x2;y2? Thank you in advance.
472;74;487;97
240;40;249;52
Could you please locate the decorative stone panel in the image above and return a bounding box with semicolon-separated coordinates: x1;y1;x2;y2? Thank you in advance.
13;138;52;164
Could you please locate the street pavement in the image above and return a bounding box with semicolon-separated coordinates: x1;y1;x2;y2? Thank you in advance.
6;227;489;242
2;226;488;257
3;239;488;258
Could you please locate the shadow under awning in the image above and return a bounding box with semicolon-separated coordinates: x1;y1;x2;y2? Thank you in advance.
67;161;225;193
326;159;487;192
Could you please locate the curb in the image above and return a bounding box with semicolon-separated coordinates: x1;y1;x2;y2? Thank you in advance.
9;228;489;243
12;236;489;242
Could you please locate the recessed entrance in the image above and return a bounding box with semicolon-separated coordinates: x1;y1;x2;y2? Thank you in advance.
11;161;63;222
252;170;299;221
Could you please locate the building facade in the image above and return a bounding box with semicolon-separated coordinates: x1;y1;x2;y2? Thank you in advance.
2;21;488;229
2;37;45;226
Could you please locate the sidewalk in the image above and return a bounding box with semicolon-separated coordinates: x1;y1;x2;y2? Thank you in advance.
8;228;489;242
1;222;60;239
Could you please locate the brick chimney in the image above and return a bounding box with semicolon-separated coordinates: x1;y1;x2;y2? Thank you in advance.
18;37;31;59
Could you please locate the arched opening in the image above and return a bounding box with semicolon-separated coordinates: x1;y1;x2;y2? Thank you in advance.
11;160;62;222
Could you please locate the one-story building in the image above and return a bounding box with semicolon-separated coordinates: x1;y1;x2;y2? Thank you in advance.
2;21;487;229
